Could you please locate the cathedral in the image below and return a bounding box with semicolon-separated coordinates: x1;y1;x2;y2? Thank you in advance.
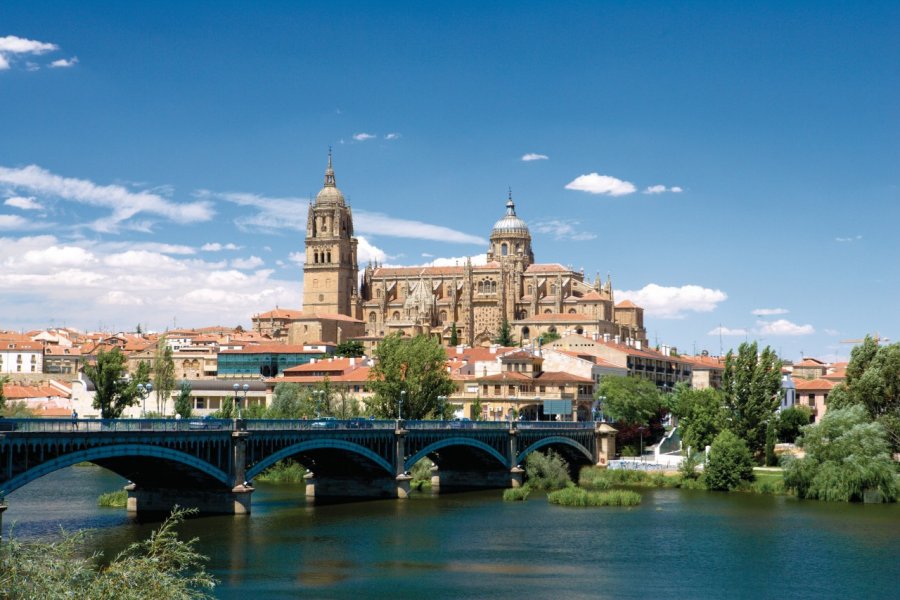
278;154;648;347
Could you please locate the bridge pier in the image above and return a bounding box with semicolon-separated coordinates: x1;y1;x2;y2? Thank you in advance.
303;472;405;500
595;423;618;467
125;483;252;515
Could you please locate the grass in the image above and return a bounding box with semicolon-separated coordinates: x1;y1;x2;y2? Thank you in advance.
548;486;642;507
256;459;307;484
97;489;127;508
503;486;532;502
576;466;789;496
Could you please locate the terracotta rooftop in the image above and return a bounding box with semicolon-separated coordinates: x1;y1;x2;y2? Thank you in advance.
282;357;364;374
793;378;835;391
219;344;323;354
515;313;596;323
2;384;71;400
525;263;570;273
615;300;638;309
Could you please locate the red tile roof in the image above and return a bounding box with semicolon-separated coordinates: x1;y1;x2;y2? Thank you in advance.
615;300;638;309
2;385;70;400
793;378;835;391
516;313;595;323
795;358;827;367
282;357;363;374
525;263;570;273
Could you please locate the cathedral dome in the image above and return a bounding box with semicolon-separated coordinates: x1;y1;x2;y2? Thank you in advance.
491;197;529;236
315;151;345;206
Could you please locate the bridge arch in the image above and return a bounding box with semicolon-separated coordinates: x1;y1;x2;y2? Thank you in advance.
1;443;230;496
516;436;594;466
405;437;508;472
246;439;394;481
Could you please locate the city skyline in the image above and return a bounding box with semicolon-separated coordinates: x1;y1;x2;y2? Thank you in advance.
1;2;898;361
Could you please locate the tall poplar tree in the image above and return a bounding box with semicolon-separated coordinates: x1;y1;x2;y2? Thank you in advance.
721;342;783;458
153;338;176;414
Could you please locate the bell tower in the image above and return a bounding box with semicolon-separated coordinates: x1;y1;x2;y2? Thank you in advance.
302;151;358;316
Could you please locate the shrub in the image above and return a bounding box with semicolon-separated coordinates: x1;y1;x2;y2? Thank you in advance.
784;405;898;502
503;486;532;502
548;486;641;507
256;459;306;484
704;430;755;491
410;458;433;490
678;452;703;480
97;490;127;508
777;406;813;443
578;467;612;490
524;450;571;490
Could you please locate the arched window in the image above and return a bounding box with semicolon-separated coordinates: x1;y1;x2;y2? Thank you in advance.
522;326;530;338
548;325;557;333
392;311;401;321
439;310;447;323
477;281;484;293
326;251;331;263
550;284;556;294
568;308;577;314
544;309;552;314
376;288;382;298
575;326;584;335
492;281;498;293
527;285;533;295
368;312;377;324
501;243;508;256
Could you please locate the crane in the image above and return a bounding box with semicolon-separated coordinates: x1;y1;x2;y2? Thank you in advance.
839;332;890;345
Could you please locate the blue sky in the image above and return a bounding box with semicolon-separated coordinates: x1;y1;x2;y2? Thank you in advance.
1;1;897;361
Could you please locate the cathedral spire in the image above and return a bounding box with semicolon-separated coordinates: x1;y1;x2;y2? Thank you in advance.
506;187;516;215
324;147;336;188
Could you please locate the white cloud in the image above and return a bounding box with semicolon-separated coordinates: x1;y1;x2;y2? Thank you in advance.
201;242;242;252
643;185;683;194
835;235;863;243
708;326;748;336
0;36;58;54
0;234;301;331
522;153;548;161
824;328;840;336
49;56;78;68
4;196;42;210
565;173;636;196
0;214;30;229
617;284;728;319
416;253;488;268
357;236;387;264
215;191;487;244
756;319;815;336
353;133;376;141
532;219;596;241
0;165;214;232
385;133;401;140
421;252;434;258
752;308;789;316
0;55;8;70
287;252;306;266
231;256;264;270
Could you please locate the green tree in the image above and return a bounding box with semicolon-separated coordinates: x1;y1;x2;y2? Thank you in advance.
0;375;7;412
597;375;663;426
0;508;216;598
85;348;148;418
825;337;900;452
494;319;515;346
784;405;898;502
776;406;813;443
704;429;755;491
174;380;193;419
448;322;459;347
267;383;317;419
721;342;783;458
334;340;365;357
670;385;726;451
153;339;176;414
765;419;777;466
471;395;483;420
539;330;561;345
366;333;455;419
524;450;571;490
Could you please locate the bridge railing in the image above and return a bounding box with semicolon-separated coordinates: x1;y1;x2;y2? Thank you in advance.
0;418;234;433
516;421;596;430
244;419;397;431
404;420;511;430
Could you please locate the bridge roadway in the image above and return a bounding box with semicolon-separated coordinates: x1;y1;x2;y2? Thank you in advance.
0;418;617;524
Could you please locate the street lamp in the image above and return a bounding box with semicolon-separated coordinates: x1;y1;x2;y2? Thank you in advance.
314;389;326;418
638;425;646;462
399;390;406;420
232;383;249;419
437;395;447;421
533;395;540;422
508;395;516;422
137;382;153;418
595;394;606;422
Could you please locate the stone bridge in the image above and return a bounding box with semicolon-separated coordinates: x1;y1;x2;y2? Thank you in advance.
0;418;617;524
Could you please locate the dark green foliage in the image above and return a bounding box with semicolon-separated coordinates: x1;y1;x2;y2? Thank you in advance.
598;375;663;426
256;459;306;484
0;375;7;411
777;406;812;443
85;348;148;418
721;342;783;458
704;430;755;491
670;385;726;451
410;458;434;489
502;486;532;501
174;380;192;419
266;383;317;418
97;489;128;507
578;467;612;490
524;450;571;490
448;322;459;347
547;486;642;507
784;405;898;502
471;396;483;420
765;420;777;466
494;319;515;346
538;330;561;345
211;398;235;418
0;508;216;599
367;333;454;419
679;452;703;480
334;340;365;357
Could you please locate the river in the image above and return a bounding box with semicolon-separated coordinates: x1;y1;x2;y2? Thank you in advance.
4;466;899;599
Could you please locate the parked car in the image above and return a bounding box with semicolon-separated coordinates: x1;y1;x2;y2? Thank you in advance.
311;417;338;429
0;417;18;432
347;417;374;429
449;418;473;429
189;416;224;430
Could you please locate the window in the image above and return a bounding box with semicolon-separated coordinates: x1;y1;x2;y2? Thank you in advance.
318;294;324;302
195;398;206;409
501;243;508;256
439;310;447;323
393;311;401;321
494;385;501;395
369;312;377;324
550;284;556;294
527;285;533;295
